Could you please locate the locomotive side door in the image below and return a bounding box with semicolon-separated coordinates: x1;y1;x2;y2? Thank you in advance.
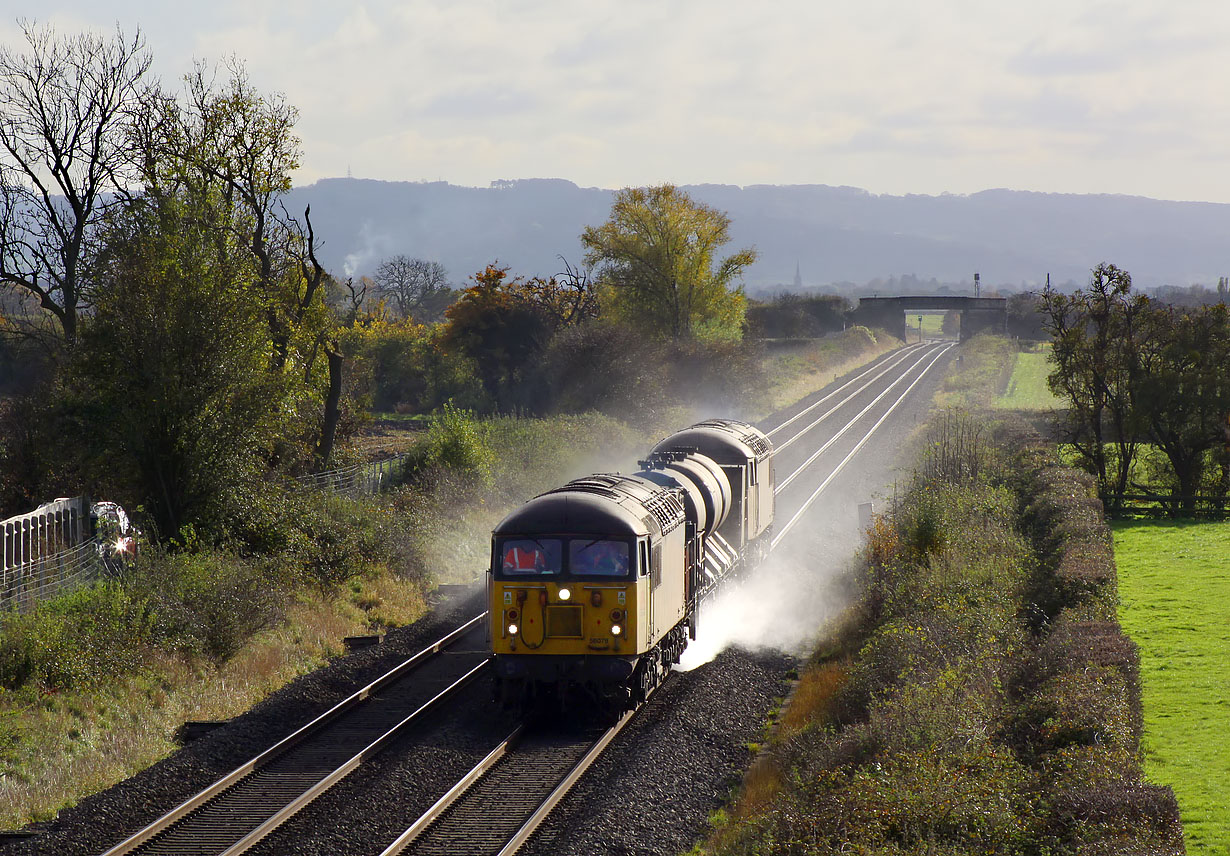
746;459;758;541
641;540;654;643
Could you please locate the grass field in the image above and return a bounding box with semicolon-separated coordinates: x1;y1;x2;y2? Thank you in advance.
994;345;1062;409
903;311;950;341
1112;520;1230;856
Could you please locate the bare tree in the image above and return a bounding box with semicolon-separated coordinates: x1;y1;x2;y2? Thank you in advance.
372;255;452;321
549;256;600;327
0;22;152;346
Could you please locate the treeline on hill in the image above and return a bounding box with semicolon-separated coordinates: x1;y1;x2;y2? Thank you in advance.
1041;263;1230;515
705;409;1182;855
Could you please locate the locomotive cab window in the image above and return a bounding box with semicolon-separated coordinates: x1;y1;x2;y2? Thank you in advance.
498;538;562;576
569;539;630;577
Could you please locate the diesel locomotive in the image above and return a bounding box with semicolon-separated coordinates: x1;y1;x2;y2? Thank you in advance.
488;419;774;710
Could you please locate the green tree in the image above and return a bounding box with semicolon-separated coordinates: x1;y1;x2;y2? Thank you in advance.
1041;263;1146;509
581;184;755;342
68;191;280;539
1134;302;1230;513
136;62;343;467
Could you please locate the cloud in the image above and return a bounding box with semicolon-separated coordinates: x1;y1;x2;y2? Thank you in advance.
419;87;543;120
15;1;1230;201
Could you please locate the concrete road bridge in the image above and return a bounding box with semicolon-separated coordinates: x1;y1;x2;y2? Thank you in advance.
853;296;1007;343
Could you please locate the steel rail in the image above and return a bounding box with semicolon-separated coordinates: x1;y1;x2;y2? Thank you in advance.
380;694;645;856
771;342;942;455
765;342;928;445
773;342;949;494
377;726;525;856
100;612;489;856
772;343;954;549
495;708;637;856
219;660;491;856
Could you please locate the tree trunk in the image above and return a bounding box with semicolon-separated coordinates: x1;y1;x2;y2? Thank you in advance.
316;344;343;468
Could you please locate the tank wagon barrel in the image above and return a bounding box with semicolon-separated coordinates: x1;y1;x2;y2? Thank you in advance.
488;418;774;712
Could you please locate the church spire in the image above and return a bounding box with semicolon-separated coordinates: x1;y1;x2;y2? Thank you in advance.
793;261;803;290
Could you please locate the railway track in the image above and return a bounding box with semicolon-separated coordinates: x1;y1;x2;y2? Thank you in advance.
378;713;631;856
347;344;956;856
83;340;954;856
99;614;490;856
767;340;954;547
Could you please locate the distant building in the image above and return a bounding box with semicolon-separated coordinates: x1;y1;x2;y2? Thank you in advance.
793;262;803;290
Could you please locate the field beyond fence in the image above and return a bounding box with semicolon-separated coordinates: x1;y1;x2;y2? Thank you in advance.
994;344;1062;410
1113;519;1230;855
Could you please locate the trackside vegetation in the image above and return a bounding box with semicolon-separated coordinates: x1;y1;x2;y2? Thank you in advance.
0;408;653;826
697;332;1185;855
700;410;1182;855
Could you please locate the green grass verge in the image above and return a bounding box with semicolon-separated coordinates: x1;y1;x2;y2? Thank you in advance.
995;345;1062;410
1113;519;1230;856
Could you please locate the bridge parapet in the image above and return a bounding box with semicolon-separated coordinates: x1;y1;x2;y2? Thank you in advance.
854;295;1007;342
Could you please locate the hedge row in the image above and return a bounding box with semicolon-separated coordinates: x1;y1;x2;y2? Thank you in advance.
1010;437;1182;853
705;413;1182;855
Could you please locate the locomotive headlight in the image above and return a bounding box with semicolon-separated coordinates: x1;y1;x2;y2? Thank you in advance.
558;587;571;601
611;624;622;636
507;623;518;635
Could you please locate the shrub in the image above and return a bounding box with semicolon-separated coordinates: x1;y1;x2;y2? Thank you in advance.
1050;781;1184;854
537;321;668;419
707;412;1179;856
135;551;284;662
407;401;494;488
744;746;1036;853
537;322;767;421
0;583;156;690
1024;665;1137;753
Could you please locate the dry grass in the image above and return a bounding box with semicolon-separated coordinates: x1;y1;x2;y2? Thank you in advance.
736;755;785;818
758;329;902;418
779;660;849;738
0;589;420;828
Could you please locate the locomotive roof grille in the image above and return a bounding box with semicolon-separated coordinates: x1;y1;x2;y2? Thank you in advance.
640;489;685;534
691;419;773;459
539;474;684;536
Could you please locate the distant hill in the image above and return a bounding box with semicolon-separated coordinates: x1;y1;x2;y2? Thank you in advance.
287;178;1230;293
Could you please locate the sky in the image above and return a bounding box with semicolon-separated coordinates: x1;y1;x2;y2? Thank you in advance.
6;1;1230;203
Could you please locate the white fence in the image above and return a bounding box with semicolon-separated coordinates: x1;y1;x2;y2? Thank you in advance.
1;497;101;613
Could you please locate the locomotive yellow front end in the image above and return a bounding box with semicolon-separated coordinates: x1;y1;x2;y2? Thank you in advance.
488;474;687;710
491;552;638;657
